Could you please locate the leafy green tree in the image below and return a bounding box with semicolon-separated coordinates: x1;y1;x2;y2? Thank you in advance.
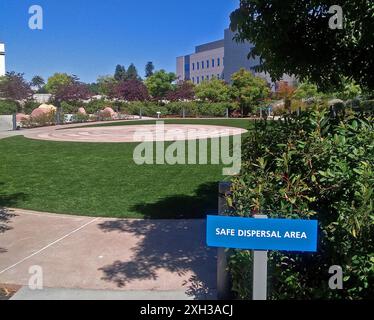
145;70;176;99
336;78;362;101
45;73;73;94
230;0;374;91
293;82;319;100
145;62;155;78
31;75;45;91
97;75;117;96
114;65;127;82
126;63;139;80
87;83;100;95
230;68;270;115
194;79;230;102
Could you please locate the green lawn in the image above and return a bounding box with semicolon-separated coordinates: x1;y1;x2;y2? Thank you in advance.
0;119;252;219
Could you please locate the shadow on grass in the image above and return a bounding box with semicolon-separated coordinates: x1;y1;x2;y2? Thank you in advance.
0;186;26;253
97;182;219;299
129;182;218;219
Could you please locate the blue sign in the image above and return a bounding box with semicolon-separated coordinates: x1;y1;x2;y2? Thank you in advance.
207;215;318;252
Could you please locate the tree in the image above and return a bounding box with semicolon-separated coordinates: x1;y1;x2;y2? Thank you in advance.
230;69;270;115
114;65;127;82
54;81;92;103
195;78;230;102
126;63;139;80
293;82;319;100
276;81;296;112
31;75;45;91
0;72;33;102
45;73;73;94
335;78;362;101
230;1;374;91
110;80;149;101
145;70;177;99
88;83;100;95
166;81;195;101
97;75;117;96
145;62;155;78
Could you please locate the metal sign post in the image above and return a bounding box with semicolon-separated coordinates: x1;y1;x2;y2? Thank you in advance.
253;215;268;301
206;214;318;300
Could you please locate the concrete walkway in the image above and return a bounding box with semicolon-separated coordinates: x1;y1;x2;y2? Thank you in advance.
0;117;155;140
11;287;207;300
0;208;216;300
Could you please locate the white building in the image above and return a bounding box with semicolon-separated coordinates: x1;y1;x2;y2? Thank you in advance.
177;29;297;90
0;43;5;76
177;40;225;84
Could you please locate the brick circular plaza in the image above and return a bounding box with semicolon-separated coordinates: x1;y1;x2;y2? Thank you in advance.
23;124;247;143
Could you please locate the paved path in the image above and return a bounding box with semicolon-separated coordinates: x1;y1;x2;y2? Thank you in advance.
11;287;204;300
0;208;216;300
0;117;154;140
0;118;247;143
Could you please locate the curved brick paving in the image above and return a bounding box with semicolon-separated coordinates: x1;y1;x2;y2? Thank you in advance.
23;124;247;143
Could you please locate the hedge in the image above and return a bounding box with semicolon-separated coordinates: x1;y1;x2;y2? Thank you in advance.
0;100;20;115
228;109;373;299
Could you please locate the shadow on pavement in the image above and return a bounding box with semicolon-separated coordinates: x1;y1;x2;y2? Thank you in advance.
0;186;25;253
97;219;217;299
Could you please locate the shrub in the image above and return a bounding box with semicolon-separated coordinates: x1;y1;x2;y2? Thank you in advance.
358;100;374;115
23;101;39;115
22;111;56;127
198;102;235;117
166;101;198;117
60;101;77;114
84;99;114;114
0;99;20;115
72;113;89;123
228;109;374;300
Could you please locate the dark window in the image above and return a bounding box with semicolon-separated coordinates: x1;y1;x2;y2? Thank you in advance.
202;61;204;69
207;60;209;68
212;59;215;67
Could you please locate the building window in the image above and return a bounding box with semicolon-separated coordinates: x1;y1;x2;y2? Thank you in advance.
212;59;215;67
202;61;204;69
192;63;195;71
192;77;195;83
197;62;200;70
207;60;209;68
197;76;200;84
217;58;220;66
206;75;209;80
217;74;220;79
202;75;204;81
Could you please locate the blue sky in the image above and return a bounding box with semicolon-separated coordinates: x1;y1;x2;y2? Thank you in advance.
0;0;239;83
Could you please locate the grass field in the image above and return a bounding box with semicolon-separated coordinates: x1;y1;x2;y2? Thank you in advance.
0;119;252;219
